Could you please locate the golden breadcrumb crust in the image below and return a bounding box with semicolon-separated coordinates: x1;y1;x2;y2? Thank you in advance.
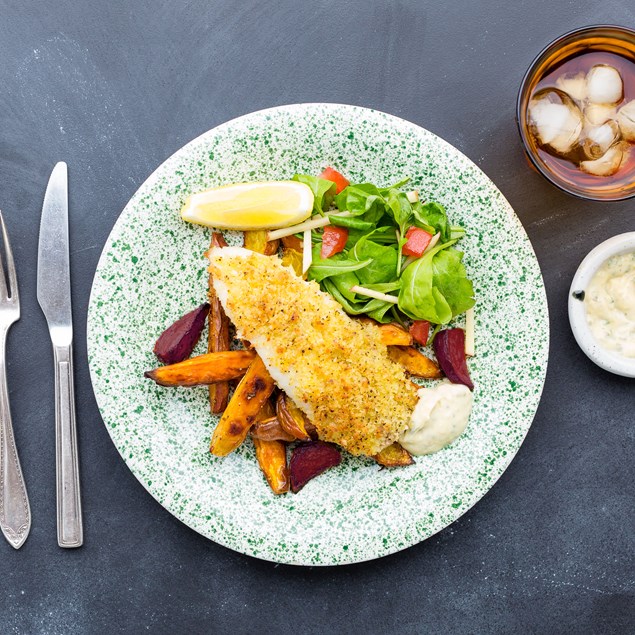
209;247;417;456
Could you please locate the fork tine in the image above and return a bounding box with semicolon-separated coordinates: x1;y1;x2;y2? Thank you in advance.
0;211;16;303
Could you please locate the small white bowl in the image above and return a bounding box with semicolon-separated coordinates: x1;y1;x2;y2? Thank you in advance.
569;232;635;378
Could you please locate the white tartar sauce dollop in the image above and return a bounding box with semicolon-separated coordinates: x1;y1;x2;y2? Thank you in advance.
399;381;473;456
585;251;635;359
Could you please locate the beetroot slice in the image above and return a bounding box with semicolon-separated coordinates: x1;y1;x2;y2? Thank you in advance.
153;303;210;364
289;442;341;493
433;328;474;390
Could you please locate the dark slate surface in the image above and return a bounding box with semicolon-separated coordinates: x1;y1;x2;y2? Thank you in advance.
1;1;634;633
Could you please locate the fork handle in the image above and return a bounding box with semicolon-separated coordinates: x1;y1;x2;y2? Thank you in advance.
0;328;31;548
54;343;83;548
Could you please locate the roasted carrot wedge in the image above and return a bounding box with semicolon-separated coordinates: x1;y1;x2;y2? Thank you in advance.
207;232;231;413
378;323;413;346
357;318;413;346
281;234;303;252
244;230;280;255
387;346;443;379
210;356;276;456
281;247;303;276
144;350;255;387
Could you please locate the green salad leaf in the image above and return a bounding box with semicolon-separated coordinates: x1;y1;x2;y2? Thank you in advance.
325;269;360;303
384;189;413;236
328;215;374;231
351;233;398;285
345;225;397;248
366;301;397;323
334;184;387;224
431;248;475;317
307;246;372;283
302;173;474;331
293;174;337;214
321;279;396;323
412;201;450;241
398;242;474;323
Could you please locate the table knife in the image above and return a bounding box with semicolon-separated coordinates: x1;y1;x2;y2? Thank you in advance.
37;162;83;548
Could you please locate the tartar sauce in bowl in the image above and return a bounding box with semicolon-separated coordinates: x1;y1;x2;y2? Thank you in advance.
569;232;635;377
585;251;635;358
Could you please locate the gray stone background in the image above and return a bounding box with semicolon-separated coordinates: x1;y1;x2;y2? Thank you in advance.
0;1;633;633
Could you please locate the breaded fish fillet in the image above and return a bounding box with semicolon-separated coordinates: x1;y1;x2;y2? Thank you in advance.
208;247;418;456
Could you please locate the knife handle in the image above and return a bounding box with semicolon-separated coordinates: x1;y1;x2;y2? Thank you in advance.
54;343;83;548
0;328;31;548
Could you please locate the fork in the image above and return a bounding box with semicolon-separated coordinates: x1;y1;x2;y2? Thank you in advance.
0;212;30;549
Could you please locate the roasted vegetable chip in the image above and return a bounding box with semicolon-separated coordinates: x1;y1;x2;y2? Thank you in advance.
289;442;341;493
153;303;210;365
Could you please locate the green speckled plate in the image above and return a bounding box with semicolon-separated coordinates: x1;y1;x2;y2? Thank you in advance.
87;104;548;565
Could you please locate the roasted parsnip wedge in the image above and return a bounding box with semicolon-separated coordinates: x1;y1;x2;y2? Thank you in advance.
210;356;276;456
253;437;290;494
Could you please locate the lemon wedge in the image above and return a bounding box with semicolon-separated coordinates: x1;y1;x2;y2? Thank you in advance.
181;181;314;230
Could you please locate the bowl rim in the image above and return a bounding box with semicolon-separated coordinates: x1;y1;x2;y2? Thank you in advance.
516;24;635;202
568;231;635;377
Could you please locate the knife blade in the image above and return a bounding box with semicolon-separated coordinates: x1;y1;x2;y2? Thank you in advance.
37;162;83;548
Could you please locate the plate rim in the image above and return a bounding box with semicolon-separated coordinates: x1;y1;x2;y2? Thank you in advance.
87;102;550;565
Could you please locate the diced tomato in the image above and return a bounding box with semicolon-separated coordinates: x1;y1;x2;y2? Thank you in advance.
321;225;348;258
409;320;430;346
318;167;350;194
402;227;433;258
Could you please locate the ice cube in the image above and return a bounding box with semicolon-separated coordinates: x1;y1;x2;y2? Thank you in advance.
585;103;616;126
555;72;588;103
528;89;583;155
616;100;635;142
580;143;627;176
582;120;620;159
586;65;623;104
